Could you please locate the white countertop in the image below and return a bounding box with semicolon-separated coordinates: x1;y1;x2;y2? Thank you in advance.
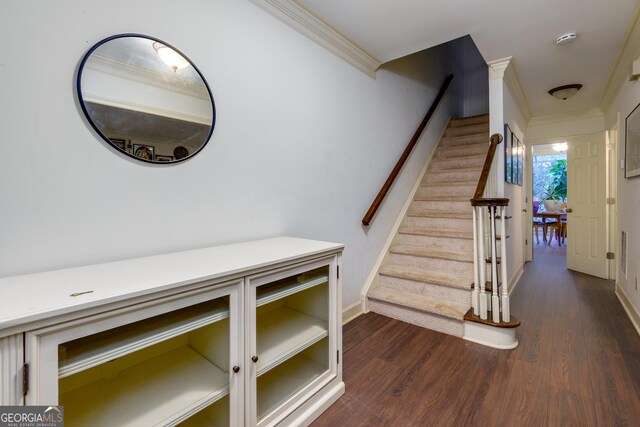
0;237;343;336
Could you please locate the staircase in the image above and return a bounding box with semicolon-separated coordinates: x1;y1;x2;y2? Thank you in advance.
367;114;490;337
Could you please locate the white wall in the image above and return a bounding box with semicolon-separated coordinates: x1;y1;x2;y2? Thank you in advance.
605;71;640;320
0;0;463;308
527;109;605;143
503;81;528;287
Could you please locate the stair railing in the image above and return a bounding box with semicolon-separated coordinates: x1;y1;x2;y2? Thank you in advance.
471;133;510;322
362;74;454;226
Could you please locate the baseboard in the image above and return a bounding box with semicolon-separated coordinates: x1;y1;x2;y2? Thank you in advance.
359;117;451;311
508;263;524;296
615;283;640;337
342;301;364;325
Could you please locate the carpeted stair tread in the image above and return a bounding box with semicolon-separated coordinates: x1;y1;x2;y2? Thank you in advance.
431;154;486;163
398;227;473;239
368;285;468;320
449;114;489;127
390;245;473;262
440;139;490;149
406;209;473;219
379;265;472;289
421;181;478;188
427;167;482;174
413;195;472;202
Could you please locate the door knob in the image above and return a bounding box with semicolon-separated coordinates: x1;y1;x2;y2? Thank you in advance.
232;366;240;373
522;209;528;212
252;355;259;363
566;208;573;213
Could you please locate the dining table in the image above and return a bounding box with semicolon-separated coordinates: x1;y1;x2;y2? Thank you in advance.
533;210;567;245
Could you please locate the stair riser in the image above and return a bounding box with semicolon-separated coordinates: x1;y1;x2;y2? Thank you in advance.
378;276;471;305
404;216;472;231
368;299;464;337
423;170;481;184
440;134;488;147
412;200;472;213
445;124;489;137
436;144;488;158
429;156;485;170
416;185;476;198
395;233;473;252
450;115;489;127
389;253;473;276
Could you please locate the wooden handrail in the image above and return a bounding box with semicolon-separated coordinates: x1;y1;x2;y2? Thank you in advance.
362;74;454;226
470;133;507;206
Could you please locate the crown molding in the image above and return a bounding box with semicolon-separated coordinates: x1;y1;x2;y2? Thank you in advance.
488;57;532;121
248;0;381;77
600;8;640;111
87;55;210;100
528;107;604;128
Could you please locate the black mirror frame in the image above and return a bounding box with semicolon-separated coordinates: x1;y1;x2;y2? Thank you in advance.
77;33;216;164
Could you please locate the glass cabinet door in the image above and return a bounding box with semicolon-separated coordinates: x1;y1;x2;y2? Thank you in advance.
29;283;241;427
248;259;336;426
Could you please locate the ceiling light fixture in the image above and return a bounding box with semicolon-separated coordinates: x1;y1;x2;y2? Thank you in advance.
552;142;568;152
548;84;582;100
152;42;189;72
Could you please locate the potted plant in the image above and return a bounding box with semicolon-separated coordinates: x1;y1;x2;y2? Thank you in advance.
542;159;566;212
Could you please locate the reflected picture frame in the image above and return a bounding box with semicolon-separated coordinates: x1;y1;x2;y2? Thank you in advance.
505;123;513;183
625;101;640;178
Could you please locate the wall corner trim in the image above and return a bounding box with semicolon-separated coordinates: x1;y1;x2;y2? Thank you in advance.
248;0;381;77
600;9;640;111
343;301;364;325
508;263;524;296
615;282;640;337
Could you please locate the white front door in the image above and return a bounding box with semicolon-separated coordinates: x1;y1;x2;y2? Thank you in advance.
566;132;608;278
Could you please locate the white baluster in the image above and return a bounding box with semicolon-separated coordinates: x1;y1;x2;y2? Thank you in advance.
478;207;487;319
490;206;500;323
500;206;510;322
472;207;479;315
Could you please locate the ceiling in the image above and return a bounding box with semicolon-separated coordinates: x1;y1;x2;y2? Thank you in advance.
297;0;639;118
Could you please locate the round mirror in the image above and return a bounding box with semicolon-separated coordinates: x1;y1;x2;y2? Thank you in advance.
77;34;215;163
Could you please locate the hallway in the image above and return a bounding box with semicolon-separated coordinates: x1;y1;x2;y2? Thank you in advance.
313;243;640;426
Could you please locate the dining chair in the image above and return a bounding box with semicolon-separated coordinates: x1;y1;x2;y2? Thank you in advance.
532;201;547;243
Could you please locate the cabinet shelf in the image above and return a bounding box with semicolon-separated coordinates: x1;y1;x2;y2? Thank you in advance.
59;300;228;378
257;352;327;420
256;307;328;376
61;346;229;427
257;273;328;307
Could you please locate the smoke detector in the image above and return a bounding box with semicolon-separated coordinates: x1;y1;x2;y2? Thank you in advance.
556;33;577;45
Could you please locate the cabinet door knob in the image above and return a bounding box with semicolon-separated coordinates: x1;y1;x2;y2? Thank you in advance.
566;208;573;213
252;355;259;363
232;365;240;373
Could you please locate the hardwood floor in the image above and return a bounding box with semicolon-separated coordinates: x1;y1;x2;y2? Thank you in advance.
313;243;640;426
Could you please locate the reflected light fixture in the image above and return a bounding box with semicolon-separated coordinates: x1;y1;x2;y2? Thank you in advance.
152;42;189;72
552;142;568;152
548;84;582;100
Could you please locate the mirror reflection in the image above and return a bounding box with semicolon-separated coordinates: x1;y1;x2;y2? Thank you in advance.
77;34;215;163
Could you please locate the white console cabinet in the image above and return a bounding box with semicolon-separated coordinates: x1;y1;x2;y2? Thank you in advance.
0;237;344;426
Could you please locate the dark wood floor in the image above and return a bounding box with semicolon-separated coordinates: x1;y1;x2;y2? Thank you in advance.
313;242;640;426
